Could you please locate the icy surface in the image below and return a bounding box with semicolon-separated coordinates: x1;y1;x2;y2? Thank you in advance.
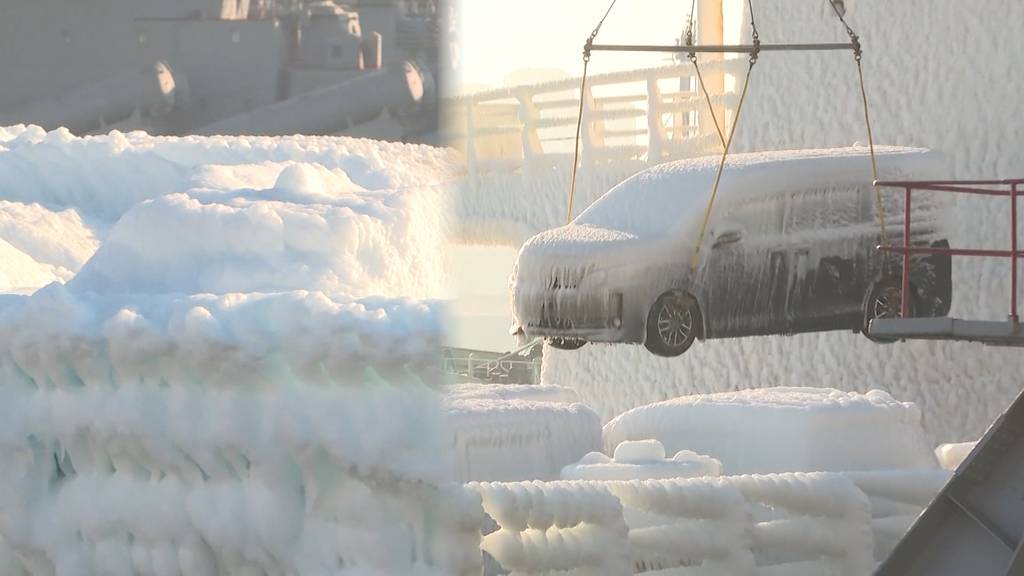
561;440;723;481
603;387;937;474
473;473;874;575
528;0;1024;445
0;128;478;575
70;167;449;298
444;387;602;482
575;146;936;238
0;126;459;296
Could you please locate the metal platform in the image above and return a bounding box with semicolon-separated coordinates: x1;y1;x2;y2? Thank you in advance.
869;317;1024;347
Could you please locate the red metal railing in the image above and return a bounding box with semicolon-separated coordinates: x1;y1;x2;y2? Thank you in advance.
874;179;1024;321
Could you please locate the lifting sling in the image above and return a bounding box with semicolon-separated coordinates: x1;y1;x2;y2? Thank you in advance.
564;0;889;267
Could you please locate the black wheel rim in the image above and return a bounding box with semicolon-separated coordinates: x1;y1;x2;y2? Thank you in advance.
656;297;693;348
873;285;906;319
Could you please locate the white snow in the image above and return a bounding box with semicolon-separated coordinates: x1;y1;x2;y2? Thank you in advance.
70;169;449;298
561;440;722;481
0;127;478;575
0;125;459;296
603;387;938;474
573;146;938;239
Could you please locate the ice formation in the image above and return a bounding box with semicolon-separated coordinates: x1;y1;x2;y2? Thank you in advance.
603;387;938;474
444;384;602;482
0;128;477;576
561;439;723;481
473;473;875;575
0;125;459;296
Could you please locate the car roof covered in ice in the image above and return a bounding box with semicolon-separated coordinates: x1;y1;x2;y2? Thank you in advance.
573;146;940;238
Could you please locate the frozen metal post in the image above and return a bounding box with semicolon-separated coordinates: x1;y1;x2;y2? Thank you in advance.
1012;182;1018;321
902;186;912;317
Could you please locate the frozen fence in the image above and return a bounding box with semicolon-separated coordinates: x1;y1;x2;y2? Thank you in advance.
446;60;748;244
471;473;875;576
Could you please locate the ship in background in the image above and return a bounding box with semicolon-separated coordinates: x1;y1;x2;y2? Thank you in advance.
0;0;455;143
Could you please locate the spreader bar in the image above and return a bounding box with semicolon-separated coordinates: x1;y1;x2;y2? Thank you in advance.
589;42;856;54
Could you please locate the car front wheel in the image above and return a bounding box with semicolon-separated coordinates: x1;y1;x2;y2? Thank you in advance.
863;278;916;343
645;291;701;357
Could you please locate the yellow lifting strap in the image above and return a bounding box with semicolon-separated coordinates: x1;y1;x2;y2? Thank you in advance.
569;0;886;253
684;0;726;150
688;58;757;271
688;0;887;271
854;42;887;247
566;0;619;225
830;0;888;247
688;0;760;271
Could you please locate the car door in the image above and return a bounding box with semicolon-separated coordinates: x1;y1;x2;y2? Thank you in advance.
701;196;785;338
791;186;870;331
701;220;754;338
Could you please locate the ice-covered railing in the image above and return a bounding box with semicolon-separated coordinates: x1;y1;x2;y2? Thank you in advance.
472;473;874;576
445;60;747;244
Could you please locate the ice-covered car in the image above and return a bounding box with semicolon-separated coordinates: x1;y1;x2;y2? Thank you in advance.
511;147;952;357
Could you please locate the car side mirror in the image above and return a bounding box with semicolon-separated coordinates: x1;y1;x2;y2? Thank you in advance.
712;224;744;247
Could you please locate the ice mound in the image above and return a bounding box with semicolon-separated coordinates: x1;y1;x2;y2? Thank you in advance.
561;439;722;481
0;125;459;220
70;172;448;299
0;201;100;292
603;387;938;474
0;126;458;296
444;389;601;482
0;128;476;575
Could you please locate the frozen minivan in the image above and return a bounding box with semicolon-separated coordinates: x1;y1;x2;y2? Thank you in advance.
510;147;952;357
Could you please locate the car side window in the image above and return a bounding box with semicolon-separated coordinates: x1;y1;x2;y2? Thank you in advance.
720;194;785;240
783;186;863;235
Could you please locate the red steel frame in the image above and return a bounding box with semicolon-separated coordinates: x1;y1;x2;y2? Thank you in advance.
874;178;1024;321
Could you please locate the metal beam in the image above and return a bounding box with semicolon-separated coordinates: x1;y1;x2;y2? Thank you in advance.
589;42;856;54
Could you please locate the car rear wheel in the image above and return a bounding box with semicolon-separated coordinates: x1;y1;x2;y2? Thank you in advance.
645;291;701;357
547;337;587;351
863;278;916;343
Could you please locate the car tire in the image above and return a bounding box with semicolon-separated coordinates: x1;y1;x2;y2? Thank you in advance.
645;291;701;357
547;337;587;351
863;278;916;343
